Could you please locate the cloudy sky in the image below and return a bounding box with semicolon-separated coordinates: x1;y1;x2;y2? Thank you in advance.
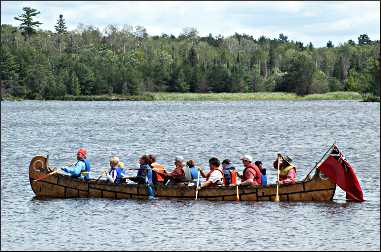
1;1;380;47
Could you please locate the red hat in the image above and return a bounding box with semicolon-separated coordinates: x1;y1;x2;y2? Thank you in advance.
77;148;87;157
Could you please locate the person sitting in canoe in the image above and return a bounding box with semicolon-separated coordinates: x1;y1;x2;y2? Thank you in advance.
61;148;91;180
124;154;155;198
155;156;188;185
127;154;153;185
221;159;238;186
238;155;262;186
198;157;224;188
105;156;125;184
255;160;267;186
273;154;297;184
149;154;167;185
186;160;202;186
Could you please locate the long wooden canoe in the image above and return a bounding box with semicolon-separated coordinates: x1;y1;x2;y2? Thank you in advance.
29;155;336;201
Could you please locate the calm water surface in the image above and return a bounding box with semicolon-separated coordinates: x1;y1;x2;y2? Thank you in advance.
1;100;380;250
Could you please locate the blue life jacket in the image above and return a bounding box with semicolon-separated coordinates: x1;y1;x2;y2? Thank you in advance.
189;166;199;180
115;167;124;184
261;175;267;186
107;167;126;184
82;159;91;181
70;159;90;180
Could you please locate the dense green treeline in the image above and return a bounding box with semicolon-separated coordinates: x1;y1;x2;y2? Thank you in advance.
1;7;380;100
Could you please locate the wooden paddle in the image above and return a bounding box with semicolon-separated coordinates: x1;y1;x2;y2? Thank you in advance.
195;170;201;200
236;184;240;201
275;154;281;202
33;169;59;182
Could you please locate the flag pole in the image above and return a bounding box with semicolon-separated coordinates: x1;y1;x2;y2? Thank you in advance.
302;143;336;181
274;154;281;202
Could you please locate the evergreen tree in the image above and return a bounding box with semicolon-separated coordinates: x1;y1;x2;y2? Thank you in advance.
348;39;356;46
1;10;380;100
55;14;67;34
284;53;315;96
278;33;288;43
54;14;68;53
71;73;81;96
358;34;371;45
14;7;42;40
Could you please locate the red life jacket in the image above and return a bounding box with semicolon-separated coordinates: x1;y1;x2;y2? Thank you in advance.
223;169;238;185
243;163;262;185
230;170;238;184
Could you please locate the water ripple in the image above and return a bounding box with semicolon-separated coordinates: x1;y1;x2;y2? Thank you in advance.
1;100;379;250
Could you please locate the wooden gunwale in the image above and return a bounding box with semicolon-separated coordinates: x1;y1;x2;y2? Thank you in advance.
29;155;336;202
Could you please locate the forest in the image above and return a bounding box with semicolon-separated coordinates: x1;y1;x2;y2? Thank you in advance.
1;7;380;100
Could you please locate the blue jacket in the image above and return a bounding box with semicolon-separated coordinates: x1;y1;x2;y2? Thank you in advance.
63;159;90;180
137;164;153;185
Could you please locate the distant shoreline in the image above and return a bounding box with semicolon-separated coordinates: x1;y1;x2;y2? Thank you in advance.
1;91;379;102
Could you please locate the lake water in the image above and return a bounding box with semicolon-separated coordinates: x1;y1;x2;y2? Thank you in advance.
1;100;380;250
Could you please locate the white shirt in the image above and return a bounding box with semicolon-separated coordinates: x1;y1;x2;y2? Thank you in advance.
208;169;223;184
106;168;117;183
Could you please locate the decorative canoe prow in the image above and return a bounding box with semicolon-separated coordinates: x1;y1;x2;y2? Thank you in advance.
29;155;336;202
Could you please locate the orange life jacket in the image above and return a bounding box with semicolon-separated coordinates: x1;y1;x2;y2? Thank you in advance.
151;162;166;182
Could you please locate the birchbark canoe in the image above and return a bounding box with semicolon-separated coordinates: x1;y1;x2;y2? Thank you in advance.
29;155;336;201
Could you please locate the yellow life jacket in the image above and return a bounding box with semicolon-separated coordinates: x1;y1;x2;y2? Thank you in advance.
279;165;295;177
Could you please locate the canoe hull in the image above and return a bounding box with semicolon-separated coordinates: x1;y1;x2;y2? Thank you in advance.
29;156;336;202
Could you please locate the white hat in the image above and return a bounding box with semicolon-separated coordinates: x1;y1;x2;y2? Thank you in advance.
240;155;253;162
175;156;184;162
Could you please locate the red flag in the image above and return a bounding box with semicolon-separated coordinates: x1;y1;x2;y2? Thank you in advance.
318;149;364;202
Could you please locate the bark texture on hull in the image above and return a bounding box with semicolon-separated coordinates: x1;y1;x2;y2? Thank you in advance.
29;156;336;202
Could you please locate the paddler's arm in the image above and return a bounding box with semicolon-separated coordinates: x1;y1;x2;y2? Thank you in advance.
197;167;207;178
240;179;254;186
61;162;83;177
199;180;212;189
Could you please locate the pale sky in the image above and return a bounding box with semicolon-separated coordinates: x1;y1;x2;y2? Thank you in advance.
1;1;380;47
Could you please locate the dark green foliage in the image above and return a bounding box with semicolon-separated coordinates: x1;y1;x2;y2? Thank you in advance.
14;7;42;40
348;39;356;46
358;34;371;45
55;14;67;34
278;33;288;43
1;6;380;99
283;52;315;96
